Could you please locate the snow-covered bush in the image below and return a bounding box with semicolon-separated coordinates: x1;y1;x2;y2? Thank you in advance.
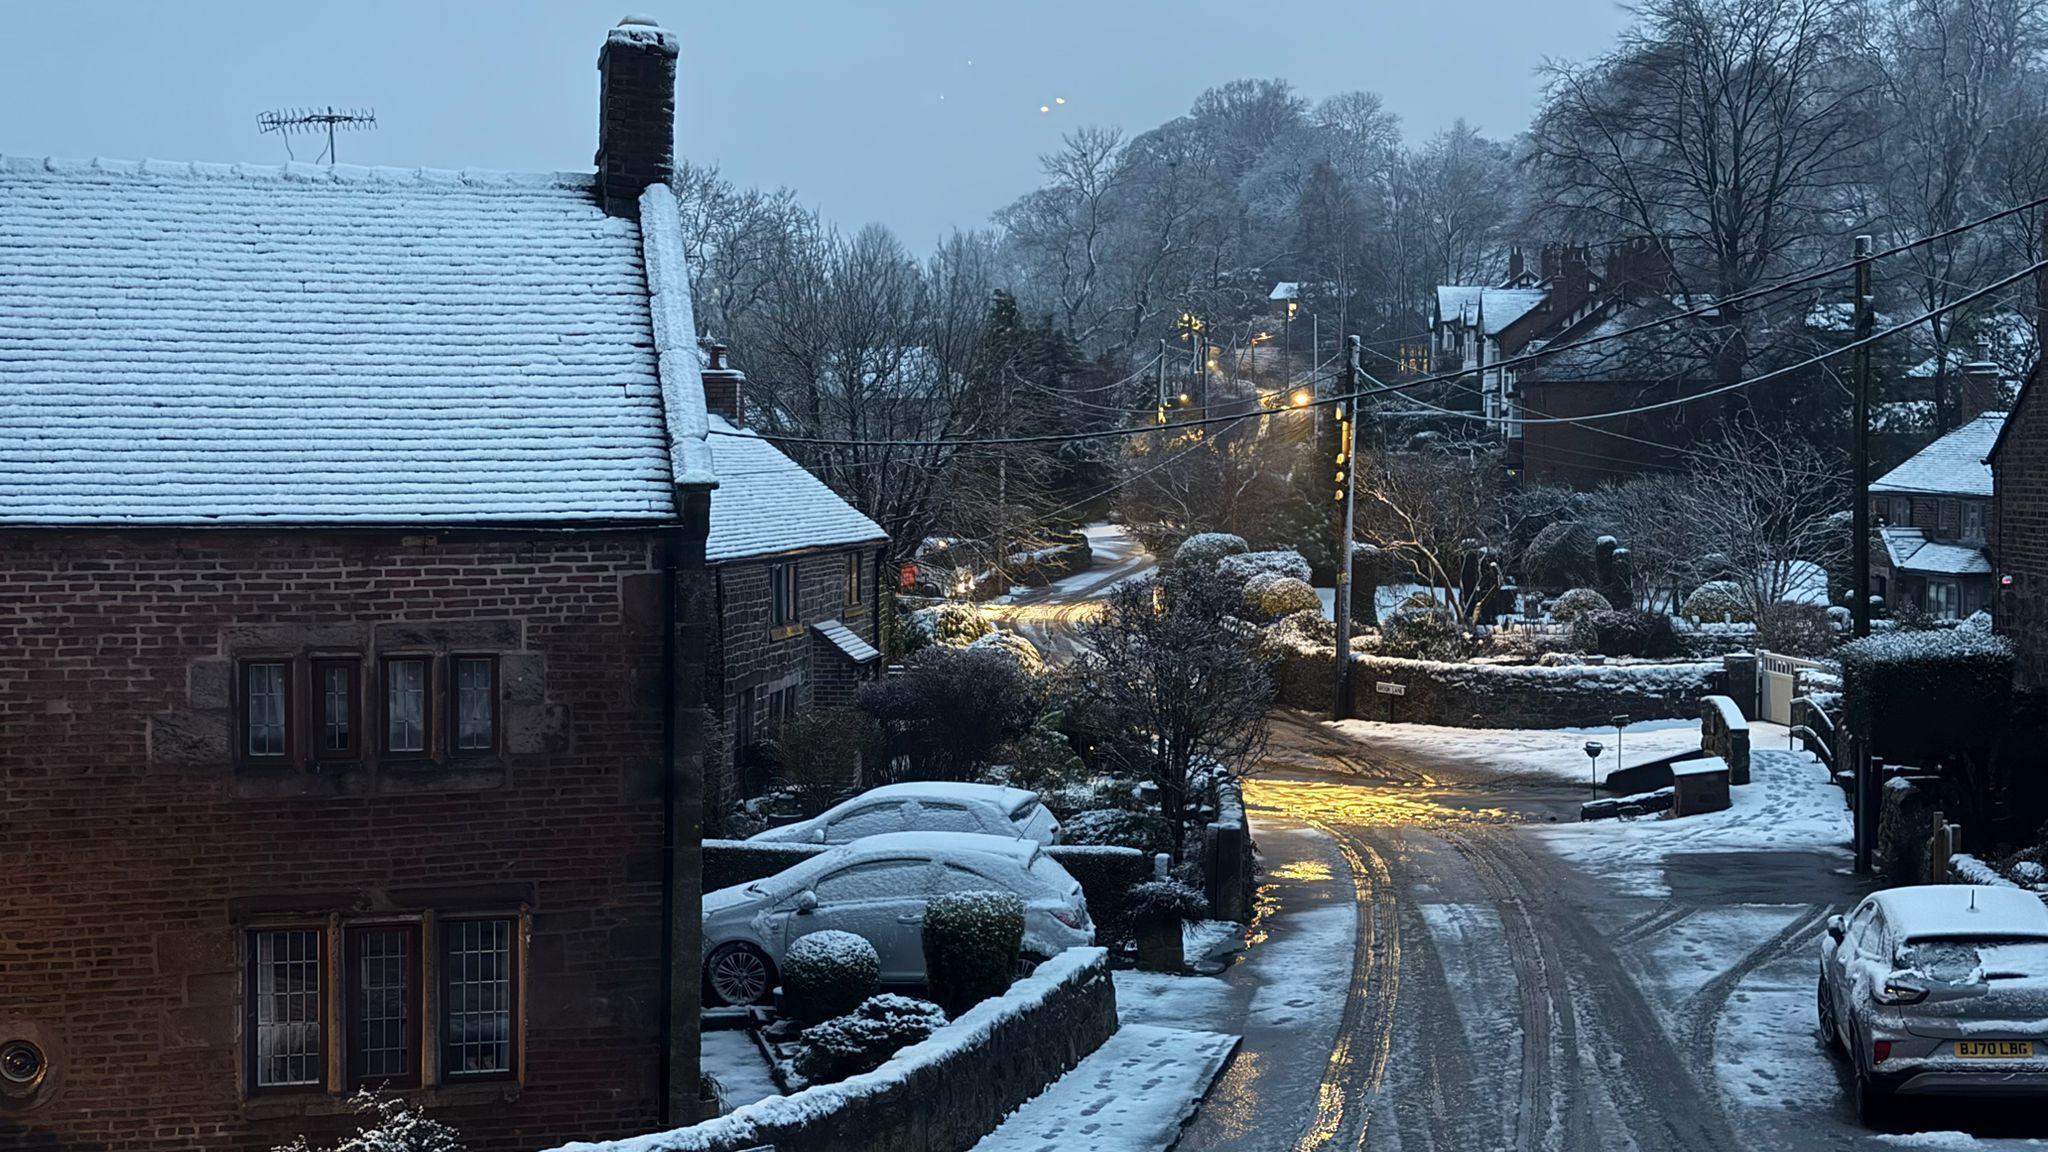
1755;602;1836;656
1840;628;2013;764
1242;574;1321;620
1061;808;1170;855
1127;877;1209;923
1680;580;1751;623
1172;532;1249;568
906;600;994;650
272;1090;464;1152
792;993;948;1084
1260;607;1338;652
920;890;1024;1015
964;628;1045;674
1522;520;1603;591
1378;603;1468;660
1216;549;1313;587
1042;774;1143;817
781;930;881;1024
1567;609;1680;658
1548;587;1612;623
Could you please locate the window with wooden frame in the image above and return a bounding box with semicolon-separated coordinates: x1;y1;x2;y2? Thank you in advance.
346;924;420;1088
381;656;433;759
441;918;518;1080
239;659;294;764
770;562;799;627
247;927;325;1091
844;552;863;607
449;656;498;756
310;657;361;762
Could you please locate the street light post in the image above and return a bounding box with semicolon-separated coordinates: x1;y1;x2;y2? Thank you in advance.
1583;740;1605;795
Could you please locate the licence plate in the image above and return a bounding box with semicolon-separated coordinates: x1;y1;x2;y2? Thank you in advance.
1954;1040;2035;1060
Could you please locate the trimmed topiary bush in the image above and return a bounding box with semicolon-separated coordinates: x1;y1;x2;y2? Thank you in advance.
1173;532;1250;568
906;600;994;649
920;890;1025;1015
781;930;881;1024
1549;587;1612;623
1046;843;1149;947
1260;608;1338;653
1378;602;1468;660
1243;574;1322;620
1567;609;1680;658
1061;808;1171;855
1523;520;1603;591
1680;580;1751;623
791;993;949;1084
964;628;1046;674
1216;549;1313;587
1840;628;2013;765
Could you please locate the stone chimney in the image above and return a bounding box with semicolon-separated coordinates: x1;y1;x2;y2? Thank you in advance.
701;342;745;425
1506;246;1525;283
1959;336;2004;419
595;16;678;218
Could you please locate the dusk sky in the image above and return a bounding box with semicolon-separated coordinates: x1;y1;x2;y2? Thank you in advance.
0;1;1632;243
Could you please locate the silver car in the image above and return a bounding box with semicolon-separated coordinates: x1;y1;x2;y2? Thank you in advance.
701;831;1094;1006
746;781;1061;846
1820;884;2048;1127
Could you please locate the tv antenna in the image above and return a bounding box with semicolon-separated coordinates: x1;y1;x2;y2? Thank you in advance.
256;106;378;164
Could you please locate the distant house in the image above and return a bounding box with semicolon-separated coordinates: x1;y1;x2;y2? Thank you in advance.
1992;361;2048;686
0;20;720;1150
696;347;890;813
1874;413;2002;619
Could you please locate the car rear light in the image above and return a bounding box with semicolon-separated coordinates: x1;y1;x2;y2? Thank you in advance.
1873;1039;1893;1064
1053;907;1087;930
1878;979;1929;1006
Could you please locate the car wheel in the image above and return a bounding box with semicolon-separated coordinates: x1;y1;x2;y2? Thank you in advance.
1016;950;1051;978
1817;977;1843;1054
704;942;777;1007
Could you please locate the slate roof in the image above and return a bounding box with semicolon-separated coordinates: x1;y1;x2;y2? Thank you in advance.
812;619;881;664
1879;526;1991;576
1871;413;2004;498
704;415;886;563
1434;286;1549;336
0;156;711;525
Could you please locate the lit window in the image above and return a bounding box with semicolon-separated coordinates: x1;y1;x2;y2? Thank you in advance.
443;919;516;1078
384;658;430;756
243;661;291;760
452;656;496;754
250;929;323;1089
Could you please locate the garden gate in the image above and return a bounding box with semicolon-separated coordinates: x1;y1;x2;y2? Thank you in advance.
1756;649;1826;726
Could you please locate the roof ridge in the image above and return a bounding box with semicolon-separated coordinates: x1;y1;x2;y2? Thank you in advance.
0;154;598;191
636;182;717;492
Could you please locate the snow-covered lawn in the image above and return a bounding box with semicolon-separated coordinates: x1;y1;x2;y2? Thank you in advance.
1534;748;1849;898
1328;715;1706;783
971;1024;1237;1152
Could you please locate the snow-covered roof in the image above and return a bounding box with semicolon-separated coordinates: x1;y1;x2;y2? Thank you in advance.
1878;526;1991;575
812;618;881;664
704;415;886;562
1434;286;1549;335
1871;413;2004;498
1870;885;2048;940
1269;281;1300;301
0;155;712;525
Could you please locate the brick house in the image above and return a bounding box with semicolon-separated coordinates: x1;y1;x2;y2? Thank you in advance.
696;348;890;818
1874;412;2003;620
1992;361;2048;686
0;20;722;1151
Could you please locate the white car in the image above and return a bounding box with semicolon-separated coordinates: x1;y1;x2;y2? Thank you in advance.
747;782;1060;846
1820;884;2048;1126
701;831;1094;1006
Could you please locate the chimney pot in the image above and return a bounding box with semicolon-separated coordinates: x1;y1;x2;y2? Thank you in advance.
595;17;679;218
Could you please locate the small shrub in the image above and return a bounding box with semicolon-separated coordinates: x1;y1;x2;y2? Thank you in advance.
792;994;948;1084
772;709;879;817
1378;603;1468;660
1755;602;1836;656
1128;878;1209;923
1549;587;1612;623
964;628;1046;674
907;600;995;649
1062;808;1171;854
1216;549;1313;588
272;1089;464;1152
1567;609;1680;658
1680;580;1751;623
1260;607;1338;651
1173;532;1250;568
782;930;881;1024
1243;575;1322;620
1046;844;1149;947
921;890;1025;1015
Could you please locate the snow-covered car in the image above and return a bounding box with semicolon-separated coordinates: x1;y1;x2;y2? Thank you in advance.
1819;884;2048;1126
747;782;1060;846
700;831;1093;1006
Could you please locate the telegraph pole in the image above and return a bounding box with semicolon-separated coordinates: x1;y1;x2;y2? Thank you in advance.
1155;338;1169;426
1852;235;1873;639
1332;335;1361;720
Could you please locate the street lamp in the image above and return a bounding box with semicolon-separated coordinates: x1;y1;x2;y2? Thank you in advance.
1289;388;1312;408
1611;714;1631;776
1583;740;1604;795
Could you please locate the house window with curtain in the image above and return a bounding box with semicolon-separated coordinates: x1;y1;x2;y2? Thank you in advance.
451;656;497;754
248;928;324;1090
311;658;359;761
443;919;517;1078
346;925;419;1088
242;660;292;761
383;657;430;757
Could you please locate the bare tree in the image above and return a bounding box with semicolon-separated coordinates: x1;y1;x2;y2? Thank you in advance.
1671;422;1849;617
1352;449;1508;624
996;127;1127;345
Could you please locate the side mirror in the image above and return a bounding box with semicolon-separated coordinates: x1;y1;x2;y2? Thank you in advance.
1826;915;1845;943
795;890;819;914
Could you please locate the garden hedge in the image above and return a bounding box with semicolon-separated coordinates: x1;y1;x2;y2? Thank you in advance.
922;891;1025;1015
1839;628;2013;765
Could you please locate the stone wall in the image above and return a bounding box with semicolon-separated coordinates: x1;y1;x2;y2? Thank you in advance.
1700;694;1751;785
1270;646;1717;727
0;530;680;1152
548;947;1119;1152
1203;782;1255;923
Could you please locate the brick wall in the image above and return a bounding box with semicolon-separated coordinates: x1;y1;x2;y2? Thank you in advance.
1996;382;2048;687
705;546;885;821
0;530;679;1151
1517;378;1732;489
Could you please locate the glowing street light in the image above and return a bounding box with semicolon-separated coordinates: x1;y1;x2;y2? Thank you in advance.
1290;388;1313;407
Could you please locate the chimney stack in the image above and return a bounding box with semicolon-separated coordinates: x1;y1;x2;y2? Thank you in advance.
596;16;678;218
701;342;745;425
1959;337;2004;419
1506;246;1525;283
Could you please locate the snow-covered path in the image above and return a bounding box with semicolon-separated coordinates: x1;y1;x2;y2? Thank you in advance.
971;1025;1237;1152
